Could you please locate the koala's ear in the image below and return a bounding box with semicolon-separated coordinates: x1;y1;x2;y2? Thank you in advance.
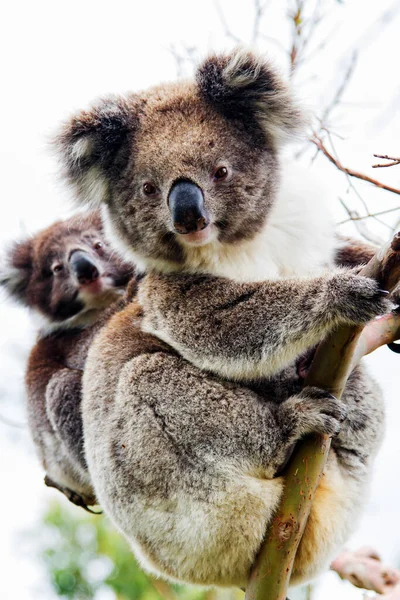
0;238;33;304
55;96;137;208
196;48;305;144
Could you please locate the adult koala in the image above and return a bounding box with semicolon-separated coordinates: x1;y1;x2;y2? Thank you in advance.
56;50;389;588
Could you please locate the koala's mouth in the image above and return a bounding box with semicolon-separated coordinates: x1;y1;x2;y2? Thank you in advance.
78;274;125;298
175;223;215;247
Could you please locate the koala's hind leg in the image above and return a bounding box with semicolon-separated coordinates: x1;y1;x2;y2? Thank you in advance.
82;343;354;587
331;363;385;476
44;475;98;513
82;349;294;587
45;367;87;474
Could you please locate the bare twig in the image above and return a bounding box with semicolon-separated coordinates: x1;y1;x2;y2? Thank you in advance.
373;155;400;169
150;577;180;600
214;0;241;43
312;135;400;196
338;203;400;224
337;200;385;246
318;50;358;129
322;132;394;237
169;44;198;78
0;412;26;429
288;0;305;74
251;0;270;44
287;0;326;75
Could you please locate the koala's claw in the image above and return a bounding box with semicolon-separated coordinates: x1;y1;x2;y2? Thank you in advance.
44;475;101;514
330;272;393;325
285;386;347;440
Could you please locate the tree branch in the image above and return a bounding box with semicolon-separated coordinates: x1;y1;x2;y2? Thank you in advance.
331;547;400;595
245;233;400;600
312;135;400;197
373;155;400;169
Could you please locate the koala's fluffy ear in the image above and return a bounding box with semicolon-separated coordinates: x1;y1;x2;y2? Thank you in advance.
0;238;33;304
196;48;305;144
55;96;136;208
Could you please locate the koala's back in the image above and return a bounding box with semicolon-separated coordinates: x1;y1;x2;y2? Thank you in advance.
26;325;98;499
82;301;382;587
25;284;137;505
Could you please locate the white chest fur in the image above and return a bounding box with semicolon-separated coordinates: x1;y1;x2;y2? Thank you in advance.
180;163;336;282
103;162;337;282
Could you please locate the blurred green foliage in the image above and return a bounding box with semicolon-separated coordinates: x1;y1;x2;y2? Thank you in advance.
39;500;245;600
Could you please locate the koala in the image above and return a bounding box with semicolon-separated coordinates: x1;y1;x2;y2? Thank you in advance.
0;211;134;510
55;49;388;587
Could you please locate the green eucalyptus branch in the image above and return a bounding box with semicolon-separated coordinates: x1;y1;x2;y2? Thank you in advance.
245;233;400;600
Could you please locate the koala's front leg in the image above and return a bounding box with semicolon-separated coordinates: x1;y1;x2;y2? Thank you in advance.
139;270;391;381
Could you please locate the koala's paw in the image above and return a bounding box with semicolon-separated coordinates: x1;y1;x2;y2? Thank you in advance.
284;386;347;439
391;286;400;312
328;270;392;325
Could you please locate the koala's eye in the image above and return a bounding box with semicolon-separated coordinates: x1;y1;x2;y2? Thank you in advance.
143;182;158;196
52;264;63;274
213;166;229;181
94;241;103;251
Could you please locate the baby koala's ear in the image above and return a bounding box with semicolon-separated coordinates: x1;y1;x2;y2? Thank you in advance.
196;48;306;144
0;238;33;305
54;95;139;208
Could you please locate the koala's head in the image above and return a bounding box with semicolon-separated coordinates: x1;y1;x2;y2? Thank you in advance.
55;50;304;273
0;211;133;329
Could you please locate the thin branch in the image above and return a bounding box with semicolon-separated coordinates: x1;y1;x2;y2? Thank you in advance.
0;412;26;429
337;200;385;246
293;0;324;68
300;23;339;64
288;0;305;74
311;135;400;196
251;0;270;44
373;155;400;169
322;129;389;234
318;50;358;128
305;584;313;600
214;0;241;43
338;205;400;223
149;577;180;600
392;216;400;235
259;32;287;53
168;44;199;78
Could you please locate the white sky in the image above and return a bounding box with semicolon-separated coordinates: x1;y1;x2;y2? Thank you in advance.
0;1;399;599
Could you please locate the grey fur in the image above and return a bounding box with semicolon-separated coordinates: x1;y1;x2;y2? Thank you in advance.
55;49;388;588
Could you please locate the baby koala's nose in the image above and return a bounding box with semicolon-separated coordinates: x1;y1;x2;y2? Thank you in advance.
69;250;99;285
168;179;210;235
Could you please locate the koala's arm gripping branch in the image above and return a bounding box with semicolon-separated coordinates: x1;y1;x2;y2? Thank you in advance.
141;269;388;381
245;233;400;600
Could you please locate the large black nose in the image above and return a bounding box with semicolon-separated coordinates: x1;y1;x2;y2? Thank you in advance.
168;180;209;234
69;251;99;284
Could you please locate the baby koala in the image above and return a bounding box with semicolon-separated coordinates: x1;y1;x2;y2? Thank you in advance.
0;211;134;509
